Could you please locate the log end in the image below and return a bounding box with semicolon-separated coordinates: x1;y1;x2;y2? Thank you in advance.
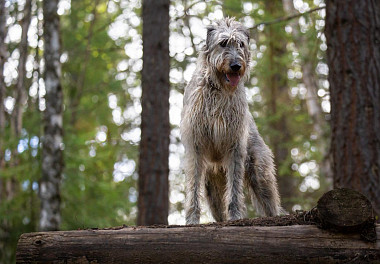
317;188;376;241
317;188;373;228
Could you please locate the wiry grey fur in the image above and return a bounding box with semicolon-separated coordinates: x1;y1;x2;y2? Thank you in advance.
180;18;283;225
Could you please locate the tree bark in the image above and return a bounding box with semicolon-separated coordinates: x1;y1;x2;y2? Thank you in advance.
39;0;64;231
138;0;170;225
325;0;380;218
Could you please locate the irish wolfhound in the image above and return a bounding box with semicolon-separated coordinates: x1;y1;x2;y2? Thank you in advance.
181;18;283;225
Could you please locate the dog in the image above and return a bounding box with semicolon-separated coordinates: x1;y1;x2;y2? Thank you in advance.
180;18;283;225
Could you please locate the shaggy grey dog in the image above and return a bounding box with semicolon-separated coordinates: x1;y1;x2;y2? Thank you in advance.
181;18;283;225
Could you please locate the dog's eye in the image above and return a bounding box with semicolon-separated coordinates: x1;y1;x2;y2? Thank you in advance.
220;40;228;48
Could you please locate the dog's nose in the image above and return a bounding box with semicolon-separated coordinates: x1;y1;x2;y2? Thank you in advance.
230;62;241;72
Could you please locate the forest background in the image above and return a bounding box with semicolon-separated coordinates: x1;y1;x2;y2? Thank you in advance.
1;0;332;261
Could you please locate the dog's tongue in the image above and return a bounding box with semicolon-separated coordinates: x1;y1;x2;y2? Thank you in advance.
226;73;240;87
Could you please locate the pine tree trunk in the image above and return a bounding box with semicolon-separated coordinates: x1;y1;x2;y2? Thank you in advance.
137;0;170;225
39;0;64;231
325;0;380;218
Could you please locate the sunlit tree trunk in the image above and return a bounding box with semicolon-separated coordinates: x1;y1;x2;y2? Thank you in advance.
3;0;33;203
138;0;170;225
282;0;325;137
264;0;295;212
0;0;7;257
12;0;32;138
325;0;380;218
282;0;333;183
0;0;7;222
69;0;100;126
0;0;7;170
39;0;64;231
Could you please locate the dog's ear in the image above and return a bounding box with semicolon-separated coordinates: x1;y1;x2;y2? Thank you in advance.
242;27;250;43
206;25;216;50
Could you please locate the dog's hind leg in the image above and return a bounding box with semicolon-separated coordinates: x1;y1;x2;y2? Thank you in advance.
205;168;226;222
245;124;283;216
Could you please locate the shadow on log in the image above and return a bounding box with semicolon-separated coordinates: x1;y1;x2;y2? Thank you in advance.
16;188;380;263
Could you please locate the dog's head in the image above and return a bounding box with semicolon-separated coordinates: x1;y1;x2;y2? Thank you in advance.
204;17;251;91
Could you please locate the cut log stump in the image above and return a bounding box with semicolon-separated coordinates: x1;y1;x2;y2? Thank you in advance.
16;188;380;263
317;188;377;241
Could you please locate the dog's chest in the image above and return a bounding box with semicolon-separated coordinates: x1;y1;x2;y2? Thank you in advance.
194;91;246;147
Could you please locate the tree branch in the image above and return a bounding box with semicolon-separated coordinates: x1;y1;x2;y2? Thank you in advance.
251;6;325;31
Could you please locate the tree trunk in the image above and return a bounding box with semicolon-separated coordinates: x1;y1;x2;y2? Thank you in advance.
0;0;7;256
39;0;64;231
137;0;170;226
69;0;100;126
325;0;380;218
264;0;295;212
0;0;7;170
282;0;326;138
12;0;32;138
282;0;333;184
3;0;33;204
0;0;6;139
282;0;325;137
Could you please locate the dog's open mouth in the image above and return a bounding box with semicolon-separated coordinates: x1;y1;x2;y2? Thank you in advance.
225;73;240;87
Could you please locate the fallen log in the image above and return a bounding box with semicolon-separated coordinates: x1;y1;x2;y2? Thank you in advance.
16;189;380;263
16;224;380;263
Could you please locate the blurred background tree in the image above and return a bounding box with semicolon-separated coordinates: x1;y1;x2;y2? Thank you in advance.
0;0;331;262
138;0;170;226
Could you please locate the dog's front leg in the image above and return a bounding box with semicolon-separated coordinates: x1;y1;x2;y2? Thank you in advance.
185;148;204;225
225;143;247;221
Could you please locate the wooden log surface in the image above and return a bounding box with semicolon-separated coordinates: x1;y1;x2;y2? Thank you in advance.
16;224;380;263
16;188;379;263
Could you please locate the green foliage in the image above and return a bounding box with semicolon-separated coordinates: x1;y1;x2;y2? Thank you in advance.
59;0;139;230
